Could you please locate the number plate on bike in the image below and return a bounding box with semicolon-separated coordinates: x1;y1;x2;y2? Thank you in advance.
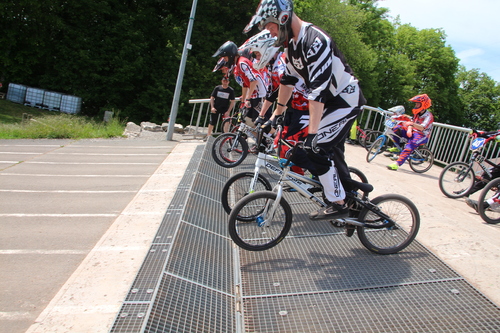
471;137;486;151
385;119;397;128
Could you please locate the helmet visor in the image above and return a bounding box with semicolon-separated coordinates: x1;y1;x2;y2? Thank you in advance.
213;57;227;72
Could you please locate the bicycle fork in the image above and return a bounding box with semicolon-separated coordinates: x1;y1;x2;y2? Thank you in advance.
256;185;284;227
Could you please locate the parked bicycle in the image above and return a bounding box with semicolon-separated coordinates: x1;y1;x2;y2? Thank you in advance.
211;107;274;168
227;141;420;254
366;106;434;173
439;131;500;198
351;124;382;151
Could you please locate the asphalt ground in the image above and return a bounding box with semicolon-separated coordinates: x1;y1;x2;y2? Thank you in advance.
1;136;499;333
0;135;199;333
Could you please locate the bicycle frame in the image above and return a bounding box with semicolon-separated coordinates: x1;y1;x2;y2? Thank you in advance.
462;136;499;180
262;146;396;230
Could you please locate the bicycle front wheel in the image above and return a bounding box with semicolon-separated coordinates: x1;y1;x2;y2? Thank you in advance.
221;172;273;218
228;191;293;251
409;147;434;173
366;136;386;162
211;133;249;168
362;130;382;151
477;178;500;224
438;162;475;198
357;194;420;254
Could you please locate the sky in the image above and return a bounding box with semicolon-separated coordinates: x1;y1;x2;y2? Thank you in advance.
378;0;500;82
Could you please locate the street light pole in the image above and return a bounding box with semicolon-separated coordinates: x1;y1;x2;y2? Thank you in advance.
166;0;198;141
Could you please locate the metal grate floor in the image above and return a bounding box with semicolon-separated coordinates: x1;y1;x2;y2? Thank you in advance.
111;139;500;333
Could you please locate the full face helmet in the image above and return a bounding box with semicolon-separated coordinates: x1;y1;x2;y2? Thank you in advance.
239;30;279;70
212;41;238;72
243;0;294;47
409;94;432;115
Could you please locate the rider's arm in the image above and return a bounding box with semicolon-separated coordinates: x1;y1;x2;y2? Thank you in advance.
270;84;293;120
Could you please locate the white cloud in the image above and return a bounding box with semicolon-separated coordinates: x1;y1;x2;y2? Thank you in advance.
379;0;500;81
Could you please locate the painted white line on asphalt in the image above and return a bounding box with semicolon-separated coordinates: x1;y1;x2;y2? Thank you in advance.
0;190;136;193
0;311;32;320
0;250;87;255
0;173;149;177
26;161;158;165
0;214;118;217
0;152;165;156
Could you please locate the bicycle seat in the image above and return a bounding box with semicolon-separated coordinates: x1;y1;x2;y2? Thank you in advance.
344;179;374;194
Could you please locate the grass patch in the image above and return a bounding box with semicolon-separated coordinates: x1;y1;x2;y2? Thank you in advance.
0;99;126;139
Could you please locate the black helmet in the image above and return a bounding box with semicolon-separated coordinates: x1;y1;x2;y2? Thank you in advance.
243;0;293;47
212;41;238;71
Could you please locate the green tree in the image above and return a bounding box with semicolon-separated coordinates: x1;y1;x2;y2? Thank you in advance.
457;67;500;130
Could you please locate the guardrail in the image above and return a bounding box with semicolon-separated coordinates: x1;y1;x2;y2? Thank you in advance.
188;99;499;165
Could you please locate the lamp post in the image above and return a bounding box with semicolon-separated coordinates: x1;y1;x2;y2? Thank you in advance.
166;0;198;141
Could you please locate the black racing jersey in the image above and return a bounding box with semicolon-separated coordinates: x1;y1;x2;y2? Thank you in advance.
284;22;365;109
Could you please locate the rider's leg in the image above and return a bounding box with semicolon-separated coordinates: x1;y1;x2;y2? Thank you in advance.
395;132;427;166
308;106;361;219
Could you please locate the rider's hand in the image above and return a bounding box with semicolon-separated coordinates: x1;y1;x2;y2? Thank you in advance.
254;116;266;126
261;120;273;134
304;133;319;154
271;115;283;129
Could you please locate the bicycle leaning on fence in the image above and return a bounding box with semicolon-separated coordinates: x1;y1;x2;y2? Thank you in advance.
350;124;383;151
439;130;500;199
365;106;434;173
227;140;421;254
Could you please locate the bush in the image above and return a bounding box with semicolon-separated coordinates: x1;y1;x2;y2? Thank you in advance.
0;113;125;139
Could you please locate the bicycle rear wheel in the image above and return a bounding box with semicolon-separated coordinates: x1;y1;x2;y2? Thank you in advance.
409;147;434;173
357;194;420;254
228;191;293;251
221;172;273;219
211;133;249;168
438;162;475;198
366;136;386;162
362;130;382;151
477;178;500;224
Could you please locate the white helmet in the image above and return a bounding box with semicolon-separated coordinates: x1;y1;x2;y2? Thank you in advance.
239;30;279;70
243;0;293;47
388;105;405;115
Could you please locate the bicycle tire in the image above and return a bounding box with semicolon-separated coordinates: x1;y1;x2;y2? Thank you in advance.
228;191;293;251
362;130;383;151
348;166;368;184
366;136;386;162
221;172;273;219
477;177;500;224
211;133;249;168
221;117;237;133
409;147;434;173
356;194;420;254
438;162;475;198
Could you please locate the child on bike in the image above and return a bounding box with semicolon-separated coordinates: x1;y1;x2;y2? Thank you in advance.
213;40;267;122
387;94;434;171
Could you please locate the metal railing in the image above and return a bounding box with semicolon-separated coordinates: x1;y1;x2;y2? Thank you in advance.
187;98;241;139
188;99;499;166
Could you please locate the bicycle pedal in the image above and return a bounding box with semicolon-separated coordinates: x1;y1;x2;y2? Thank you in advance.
307;187;322;193
329;220;345;228
345;225;356;237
